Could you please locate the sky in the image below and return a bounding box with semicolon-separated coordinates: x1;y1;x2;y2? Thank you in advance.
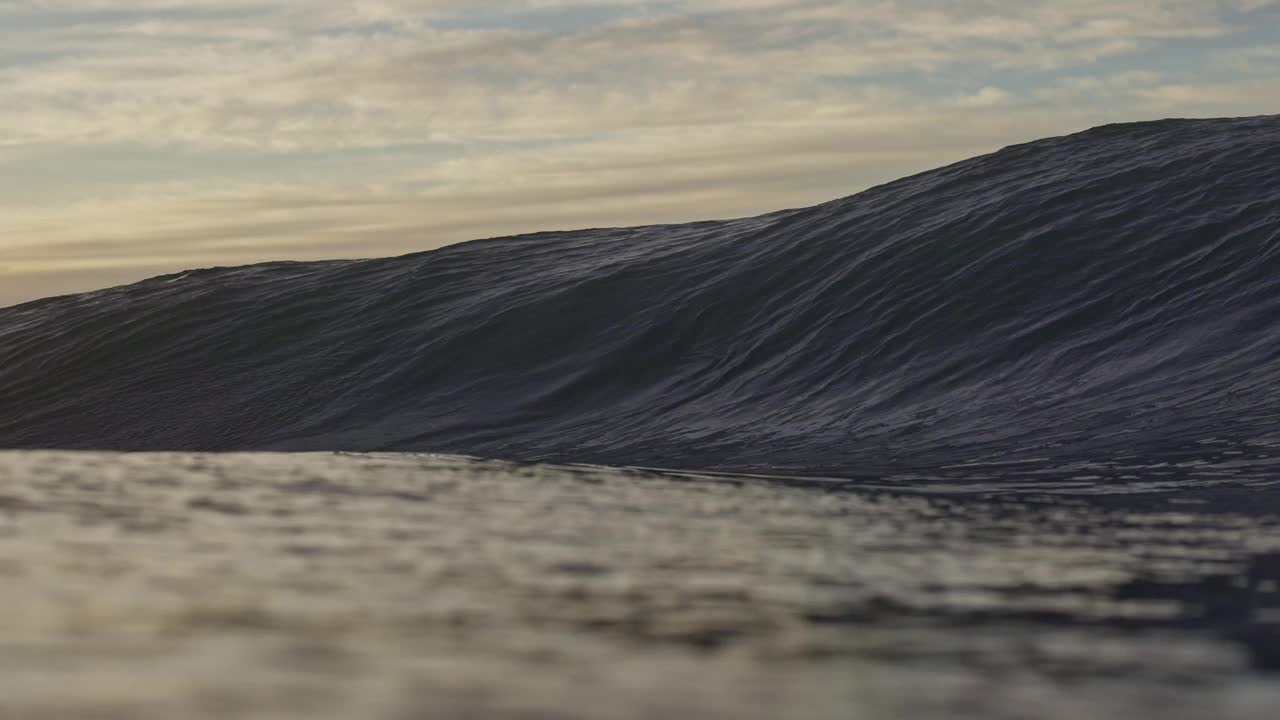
2;0;1278;307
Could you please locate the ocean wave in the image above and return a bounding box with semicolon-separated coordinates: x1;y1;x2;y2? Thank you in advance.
3;115;1279;484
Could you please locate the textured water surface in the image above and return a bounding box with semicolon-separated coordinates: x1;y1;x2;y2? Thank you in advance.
3;115;1280;716
2;451;1279;719
2;116;1278;484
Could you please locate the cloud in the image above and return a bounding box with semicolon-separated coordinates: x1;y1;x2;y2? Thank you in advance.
953;87;1011;107
1137;77;1280;105
1;0;1278;306
1;1;1272;148
1212;44;1280;73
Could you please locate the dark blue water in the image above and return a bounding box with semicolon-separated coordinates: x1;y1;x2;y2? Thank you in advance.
3;115;1279;486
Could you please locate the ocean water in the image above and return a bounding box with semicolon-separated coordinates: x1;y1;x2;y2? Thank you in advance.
3;116;1279;486
1;451;1279;719
2;115;1280;716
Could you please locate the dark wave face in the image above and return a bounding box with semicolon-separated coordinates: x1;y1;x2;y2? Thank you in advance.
3;116;1280;486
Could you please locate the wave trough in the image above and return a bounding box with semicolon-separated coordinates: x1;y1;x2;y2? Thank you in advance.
3;116;1280;484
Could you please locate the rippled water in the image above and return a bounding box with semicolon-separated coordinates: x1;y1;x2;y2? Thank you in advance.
2;452;1279;718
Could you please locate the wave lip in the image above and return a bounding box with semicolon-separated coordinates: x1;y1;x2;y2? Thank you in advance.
2;115;1279;484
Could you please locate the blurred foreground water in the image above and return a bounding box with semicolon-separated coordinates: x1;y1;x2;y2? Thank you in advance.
2;451;1279;719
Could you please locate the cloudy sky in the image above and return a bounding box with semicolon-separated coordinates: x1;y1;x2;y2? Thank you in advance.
2;0;1278;306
